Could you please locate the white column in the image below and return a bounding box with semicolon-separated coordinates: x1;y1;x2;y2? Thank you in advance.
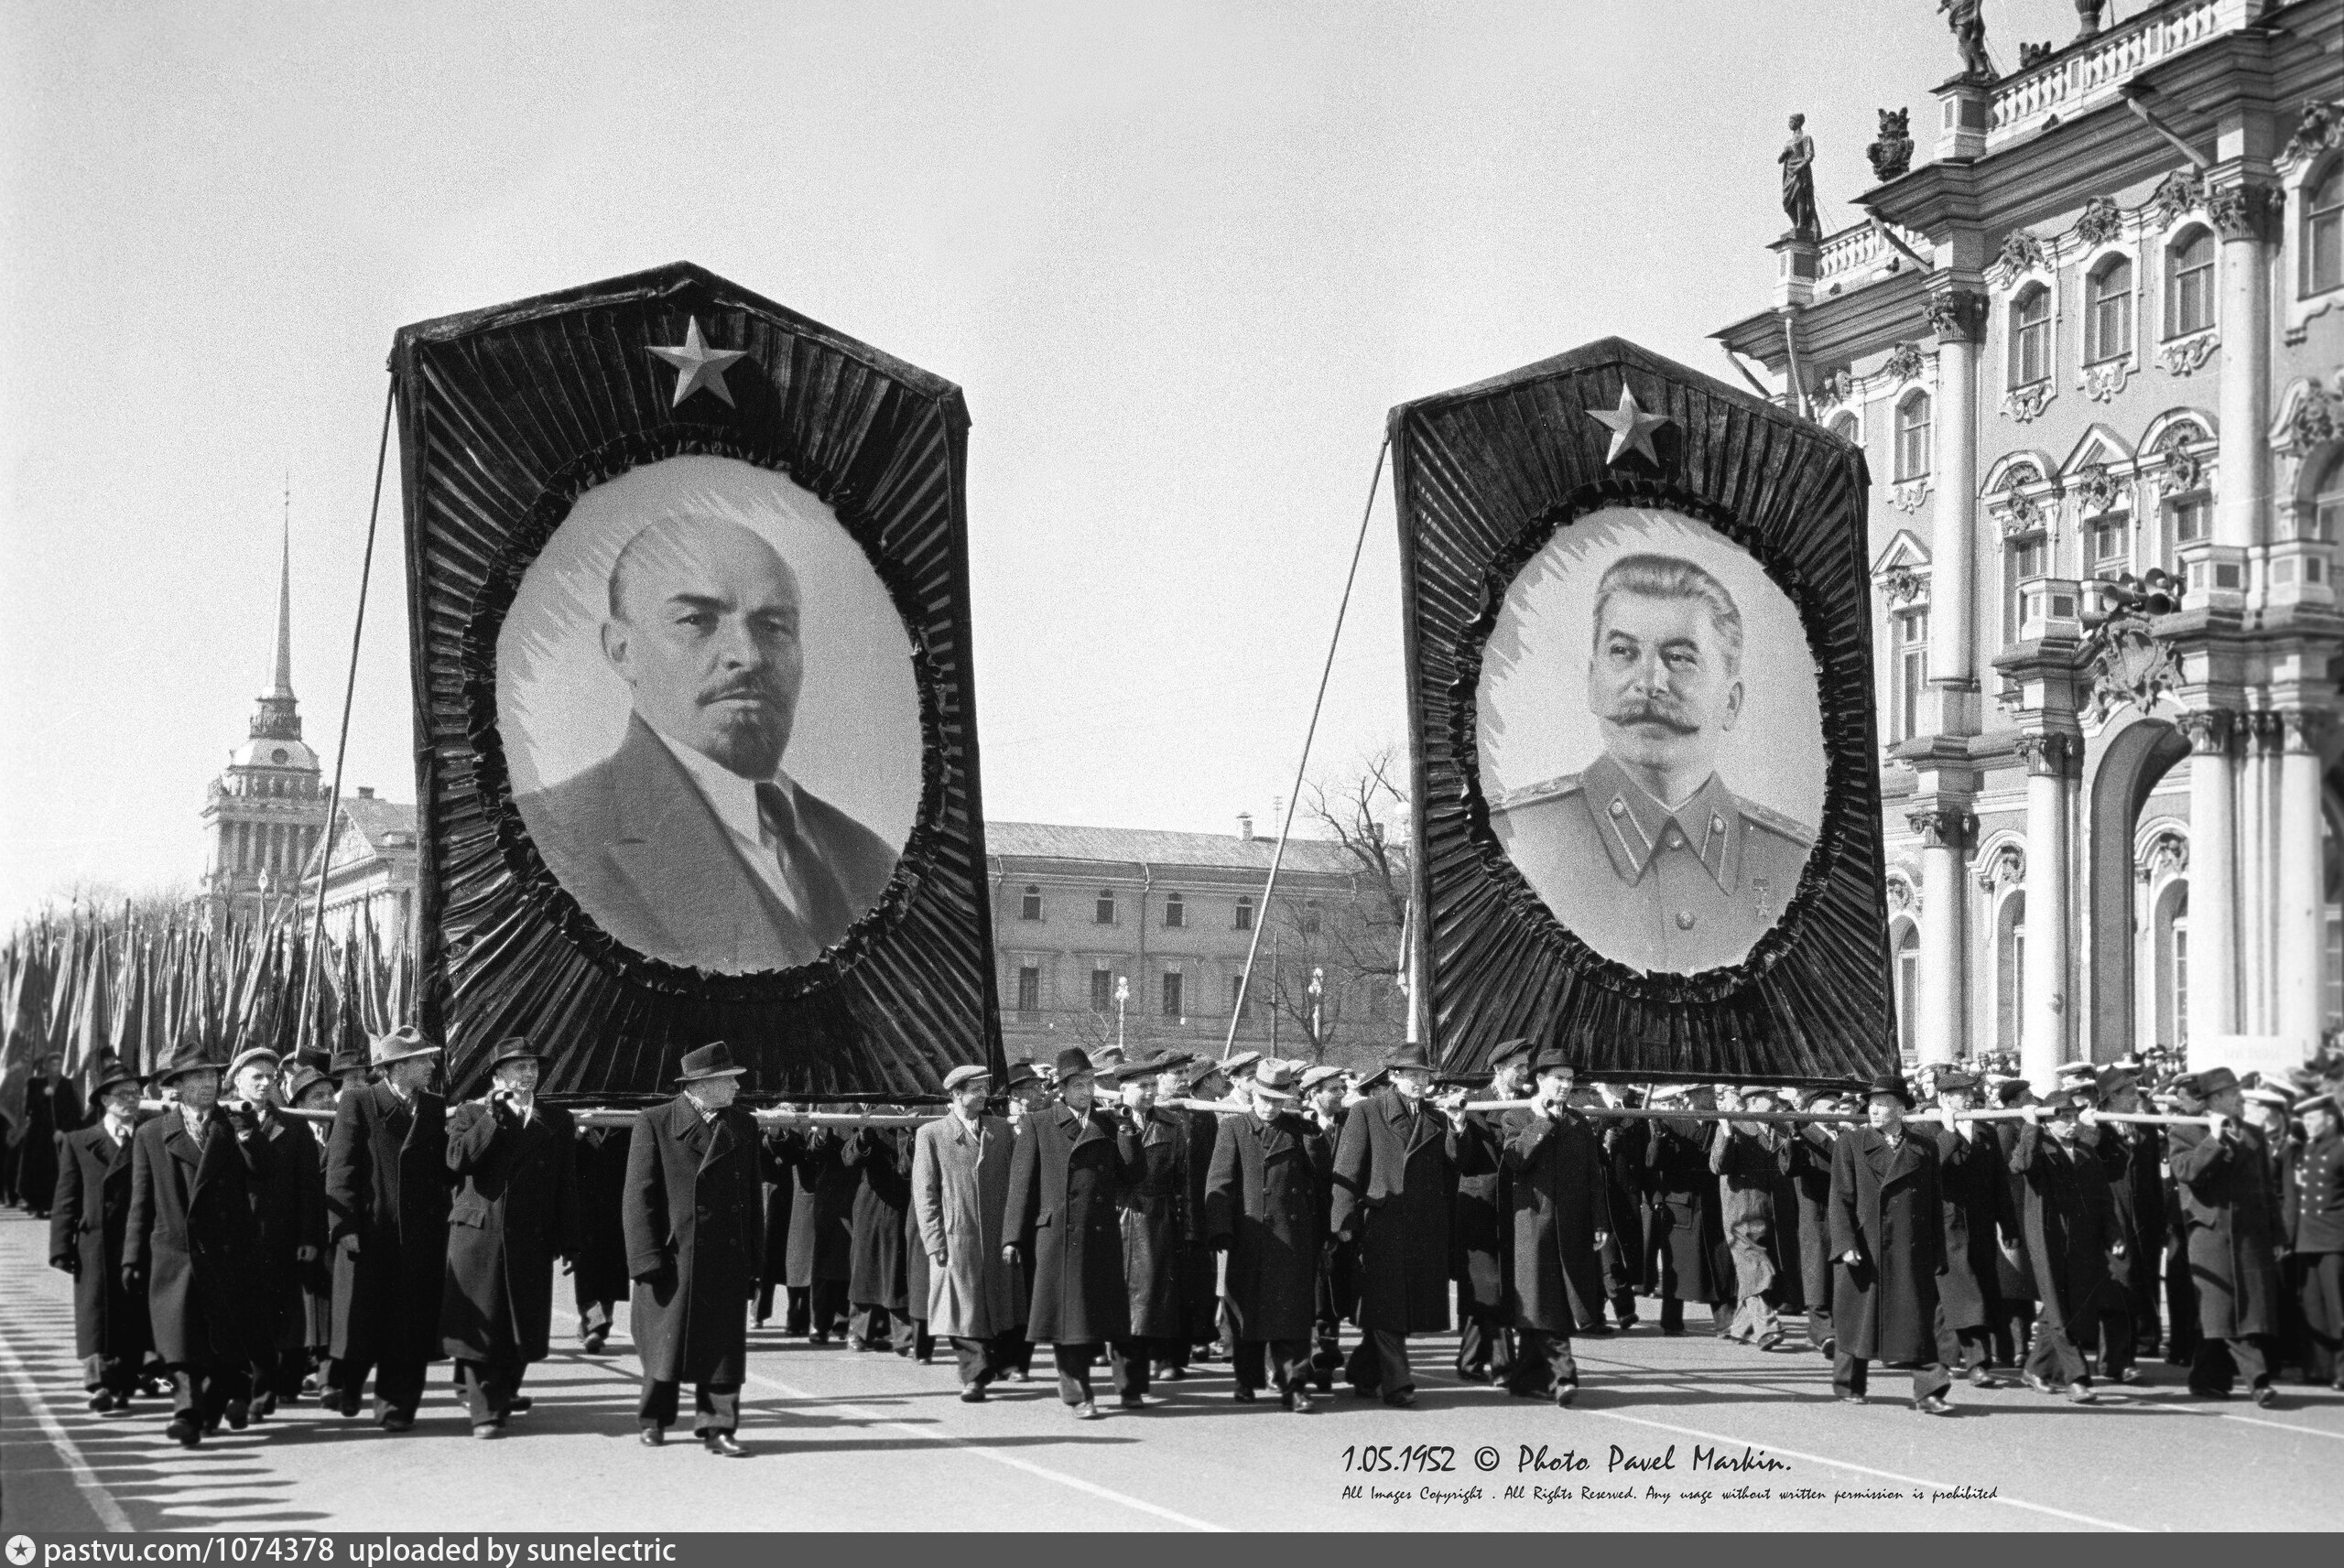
2212;183;2272;553
2184;711;2238;1051
2019;733;2074;1089
1926;293;1983;734
1910;807;1972;1065
2239;719;2270;1033
2277;713;2327;1053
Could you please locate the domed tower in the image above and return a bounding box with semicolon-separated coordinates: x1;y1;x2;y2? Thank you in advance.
201;512;328;920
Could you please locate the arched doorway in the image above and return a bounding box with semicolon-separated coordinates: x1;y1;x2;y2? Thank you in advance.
2087;716;2190;1063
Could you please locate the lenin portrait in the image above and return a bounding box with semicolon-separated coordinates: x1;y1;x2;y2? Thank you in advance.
500;454;921;976
1476;506;1824;976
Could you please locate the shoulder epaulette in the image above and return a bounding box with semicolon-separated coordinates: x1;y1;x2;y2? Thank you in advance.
1739;799;1818;850
1490;772;1584;816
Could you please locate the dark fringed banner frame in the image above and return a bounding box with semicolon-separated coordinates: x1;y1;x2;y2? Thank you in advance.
1391;338;1894;1086
393;262;1002;1099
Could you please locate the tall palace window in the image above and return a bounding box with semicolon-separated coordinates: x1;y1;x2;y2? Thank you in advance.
1894;393;1932;481
2166;228;2215;337
2009;284;2052;386
2085;257;2132;362
2306;162;2342;297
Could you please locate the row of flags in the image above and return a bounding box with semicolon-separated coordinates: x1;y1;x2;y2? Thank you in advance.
0;902;413;1126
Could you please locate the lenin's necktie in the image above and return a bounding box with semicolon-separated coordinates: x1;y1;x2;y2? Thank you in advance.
755;781;849;959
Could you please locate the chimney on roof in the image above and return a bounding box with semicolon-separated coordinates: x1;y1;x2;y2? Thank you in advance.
1237;812;1253;842
356;785;374;798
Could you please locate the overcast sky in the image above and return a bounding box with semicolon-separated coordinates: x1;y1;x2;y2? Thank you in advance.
0;0;2094;922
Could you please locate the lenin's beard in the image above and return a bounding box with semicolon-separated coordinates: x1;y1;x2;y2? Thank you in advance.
695;677;797;780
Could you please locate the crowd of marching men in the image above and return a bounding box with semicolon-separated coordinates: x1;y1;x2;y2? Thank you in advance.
9;1024;2342;1455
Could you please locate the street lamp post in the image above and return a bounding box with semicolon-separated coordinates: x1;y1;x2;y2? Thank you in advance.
1308;967;1325;1058
1114;975;1129;1053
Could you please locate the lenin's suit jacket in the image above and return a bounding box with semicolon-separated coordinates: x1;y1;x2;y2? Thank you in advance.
515;716;899;973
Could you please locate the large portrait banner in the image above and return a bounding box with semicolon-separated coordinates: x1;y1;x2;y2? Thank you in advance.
1392;338;1894;1084
394;262;1001;1098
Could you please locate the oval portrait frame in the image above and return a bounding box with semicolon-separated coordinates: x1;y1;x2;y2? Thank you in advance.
461;427;950;1004
1449;475;1850;1007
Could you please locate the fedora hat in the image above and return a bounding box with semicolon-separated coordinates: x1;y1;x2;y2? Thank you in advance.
1861;1073;1914;1108
369;1026;440;1068
1053;1046;1096;1080
285;1065;333;1107
1004;1060;1043;1090
90;1057;143;1098
154;1038;222;1086
1384;1043;1434;1073
676;1042;746;1083
1252;1061;1301;1099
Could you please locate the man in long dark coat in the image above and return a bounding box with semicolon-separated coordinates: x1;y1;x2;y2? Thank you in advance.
440;1038;580;1439
1645;1086;1731;1335
2168;1067;2285;1406
776;1123;854;1343
16;1053;85;1219
230;1044;324;1417
1501;1050;1608;1404
1004;1046;1141;1419
125;1044;272;1446
1206;1059;1329;1411
49;1059;150;1411
2097;1065;2167;1361
323;1025;450;1429
1173;1056;1233;1371
1302;1065;1353;1386
1927;1070;2013;1386
1453;1040;1529;1381
754;1120;793;1329
1330;1043;1481;1406
1988;1076;2040;1367
2010;1094;2129;1402
573;1119;632;1355
1595;1087;1648;1331
1109;1056;1188;1407
1828;1074;1954;1412
624;1042;762;1454
2283;1089;2342;1389
1782;1090;1842;1354
842;1119;915;1353
287;1068;339;1384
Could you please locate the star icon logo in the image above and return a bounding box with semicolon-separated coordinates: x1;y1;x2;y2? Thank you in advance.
646;316;749;408
1587;385;1672;467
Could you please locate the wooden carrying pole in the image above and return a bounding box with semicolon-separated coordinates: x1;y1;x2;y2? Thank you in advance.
1456;1101;2219;1130
145;1101;941;1130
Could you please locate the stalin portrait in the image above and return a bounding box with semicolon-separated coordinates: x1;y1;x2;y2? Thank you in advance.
1488;552;1816;975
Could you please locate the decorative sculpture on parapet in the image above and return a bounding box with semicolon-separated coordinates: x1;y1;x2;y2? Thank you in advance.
1867;109;1914;182
1781;114;1819;239
1940;0;1997;83
2074;1;2105;42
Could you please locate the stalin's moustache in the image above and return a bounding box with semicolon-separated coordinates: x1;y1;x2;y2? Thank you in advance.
1602;699;1699;737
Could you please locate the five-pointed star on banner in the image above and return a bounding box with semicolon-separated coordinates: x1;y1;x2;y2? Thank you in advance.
1588;385;1672;466
647;316;748;407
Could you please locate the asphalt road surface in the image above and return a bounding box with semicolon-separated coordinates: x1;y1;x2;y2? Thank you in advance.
3;1212;2338;1533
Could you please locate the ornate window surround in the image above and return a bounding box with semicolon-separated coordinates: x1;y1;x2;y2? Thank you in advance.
2155;218;2220;370
2077;240;2142;400
1991;236;2059;423
2278;100;2343;343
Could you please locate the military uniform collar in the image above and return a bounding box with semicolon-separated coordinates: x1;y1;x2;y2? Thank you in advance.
1579;753;1741;892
